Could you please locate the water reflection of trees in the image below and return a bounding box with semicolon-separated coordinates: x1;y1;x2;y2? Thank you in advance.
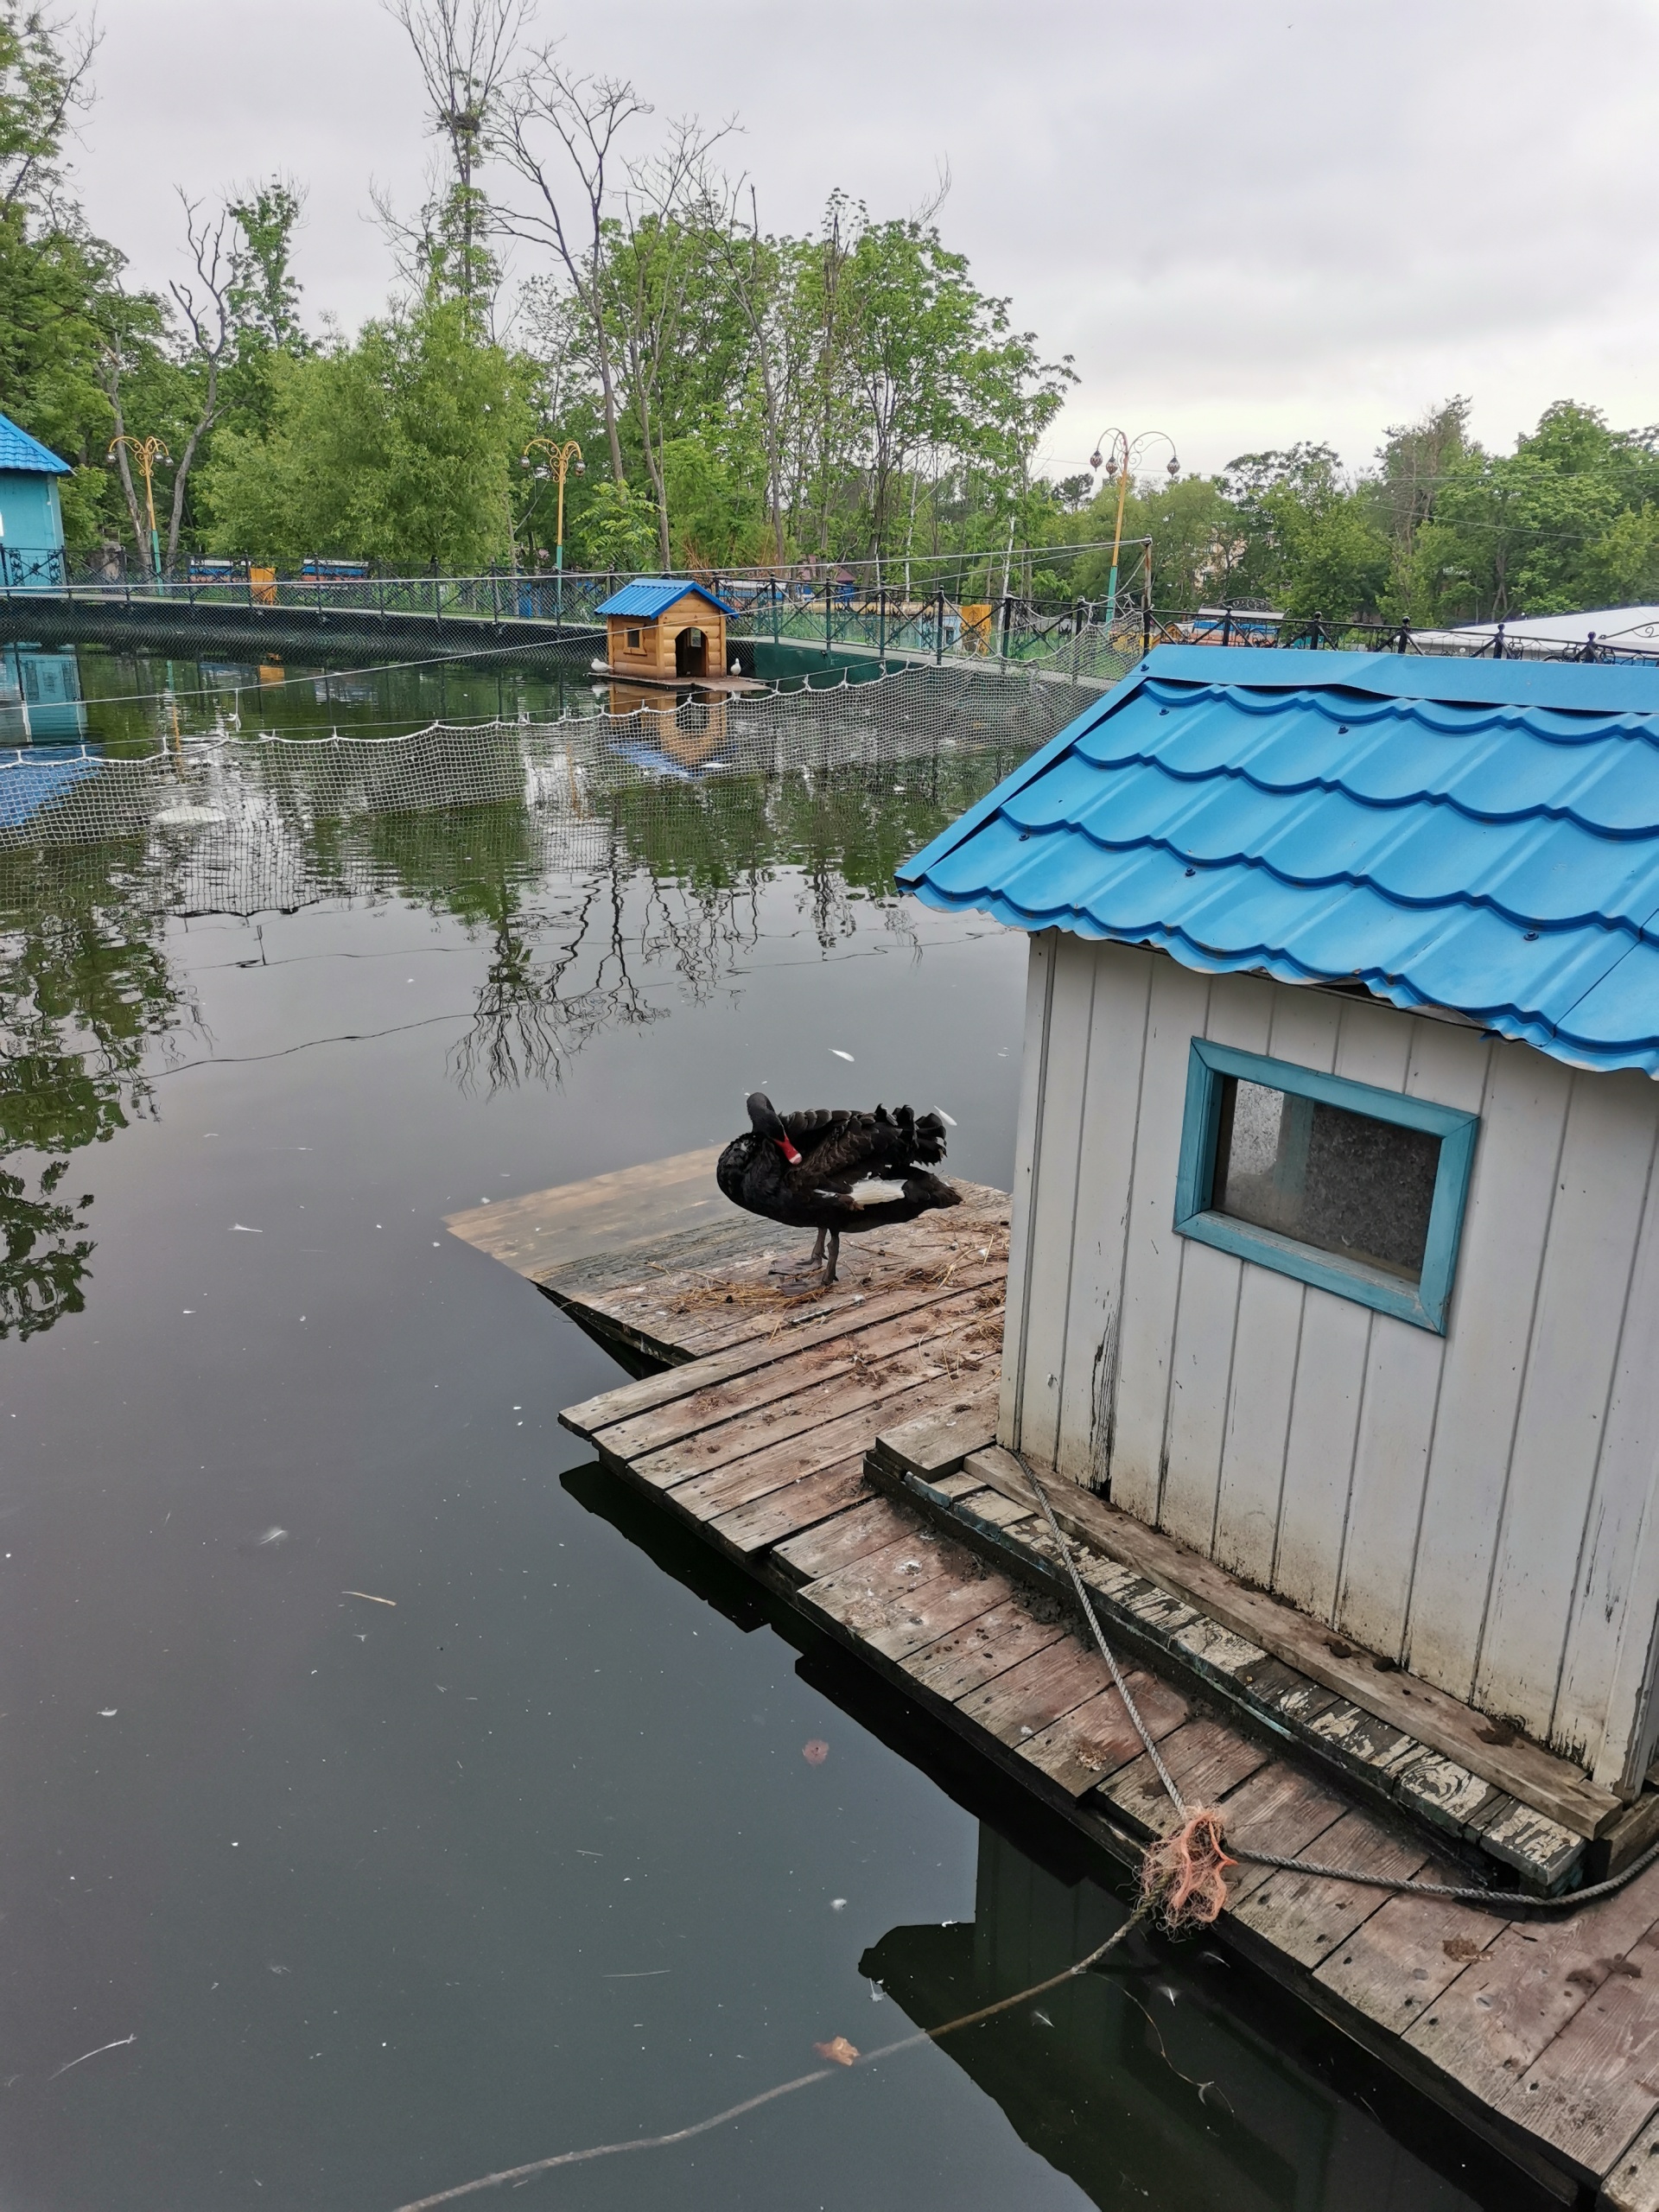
0;844;200;1338
0;745;1030;1320
391;758;1014;1095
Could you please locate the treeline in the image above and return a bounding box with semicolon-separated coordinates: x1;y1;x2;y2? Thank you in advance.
2;3;1656;618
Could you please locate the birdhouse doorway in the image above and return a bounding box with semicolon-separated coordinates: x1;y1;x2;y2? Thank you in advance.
675;625;707;677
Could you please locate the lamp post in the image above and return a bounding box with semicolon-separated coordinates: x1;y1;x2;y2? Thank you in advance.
522;439;584;624
1088;429;1179;626
110;434;170;587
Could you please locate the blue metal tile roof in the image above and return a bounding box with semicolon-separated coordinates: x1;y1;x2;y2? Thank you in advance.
595;576;734;619
896;645;1659;1077
0;410;69;475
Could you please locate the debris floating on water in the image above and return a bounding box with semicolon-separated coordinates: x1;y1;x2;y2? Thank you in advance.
802;1738;829;1765
830;1049;855;1062
48;2031;136;2082
340;1590;397;1606
813;2036;858;2066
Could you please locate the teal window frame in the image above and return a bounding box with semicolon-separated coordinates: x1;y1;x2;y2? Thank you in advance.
1172;1039;1478;1334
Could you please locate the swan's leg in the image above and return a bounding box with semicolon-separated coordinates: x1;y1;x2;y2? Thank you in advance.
823;1229;840;1286
770;1226;826;1278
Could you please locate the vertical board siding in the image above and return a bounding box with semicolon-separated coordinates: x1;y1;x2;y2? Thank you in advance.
1213;1268;1306;1585
1107;958;1213;1522
996;931;1055;1450
1157;973;1274;1551
1474;1072;1658;1748
1014;932;1100;1468
1208;987;1340;1583
1333;1025;1484;1656
1052;946;1154;1488
1003;939;1659;1782
1404;1043;1571;1704
1559;1121;1659;1789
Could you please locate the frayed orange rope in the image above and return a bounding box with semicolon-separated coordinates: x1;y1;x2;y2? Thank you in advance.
1141;1806;1236;1930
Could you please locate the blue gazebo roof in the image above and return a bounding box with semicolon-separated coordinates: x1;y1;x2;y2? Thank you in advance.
596;577;734;619
896;645;1659;1077
0;411;70;475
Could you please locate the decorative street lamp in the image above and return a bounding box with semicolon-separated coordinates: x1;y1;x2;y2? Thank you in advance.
110;434;170;587
1088;429;1179;626
522;438;585;622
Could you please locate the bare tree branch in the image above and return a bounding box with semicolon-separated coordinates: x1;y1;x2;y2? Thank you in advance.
163;194;233;575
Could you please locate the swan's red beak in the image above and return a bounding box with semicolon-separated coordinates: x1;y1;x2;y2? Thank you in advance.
777;1137;802;1166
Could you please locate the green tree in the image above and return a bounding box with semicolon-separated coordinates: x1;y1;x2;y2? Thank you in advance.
202;287;536;568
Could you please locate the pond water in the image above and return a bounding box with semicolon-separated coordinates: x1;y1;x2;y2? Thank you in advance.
0;731;1555;2209
1;638;614;753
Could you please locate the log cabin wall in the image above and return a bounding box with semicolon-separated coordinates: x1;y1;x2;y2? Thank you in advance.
999;927;1659;1793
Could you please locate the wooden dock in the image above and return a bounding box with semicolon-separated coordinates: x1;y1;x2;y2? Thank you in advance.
449;1154;1659;2209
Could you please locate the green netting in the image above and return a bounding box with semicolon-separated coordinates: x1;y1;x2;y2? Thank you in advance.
0;652;1118;920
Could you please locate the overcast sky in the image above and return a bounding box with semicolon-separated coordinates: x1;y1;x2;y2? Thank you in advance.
67;0;1659;482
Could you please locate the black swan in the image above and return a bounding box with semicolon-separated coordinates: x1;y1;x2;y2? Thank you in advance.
717;1092;961;1284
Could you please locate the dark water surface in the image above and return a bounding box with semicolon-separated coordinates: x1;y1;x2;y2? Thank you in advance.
0;761;1553;2211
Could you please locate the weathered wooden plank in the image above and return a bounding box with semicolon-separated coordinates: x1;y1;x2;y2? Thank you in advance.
1406;1043;1569;1705
1095;1713;1269;1838
1014;1668;1187;1797
899;1596;1067;1703
707;1459;871;1556
998;931;1056;1452
621;1317;990;1485
1332;1018;1486;1657
1560;1118;1659;1794
1477;1072;1659;1753
661;1370;986;1522
871;1401;999;1483
1603;2109;1659;2209
1160;1236;1243;1554
561;1264;1001;1439
1158;973;1274;1554
1404;1857;1659;2132
1217;1758;1354;1910
1109;958;1213;1519
1212;1265;1305;1589
1481;1921;1659;2177
770;1497;916;1585
803;1540;1009;1664
1313;1882;1506;2037
1271;1292;1371;1622
957;1444;1621;1839
594;1285;1002;1459
1052;942;1154;1488
953;1635;1115;1748
1014;928;1099;1470
1231;1805;1432;1968
445;1145;727;1275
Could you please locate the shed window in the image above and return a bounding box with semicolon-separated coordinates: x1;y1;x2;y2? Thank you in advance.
1173;1039;1478;1332
625;627;642;650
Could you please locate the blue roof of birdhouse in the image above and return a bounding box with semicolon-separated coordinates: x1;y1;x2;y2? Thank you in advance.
596;577;734;619
896;645;1659;1077
0;411;70;475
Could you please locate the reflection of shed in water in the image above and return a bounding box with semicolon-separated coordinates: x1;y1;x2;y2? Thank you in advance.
607;682;728;769
862;1823;1518;2211
0;643;85;741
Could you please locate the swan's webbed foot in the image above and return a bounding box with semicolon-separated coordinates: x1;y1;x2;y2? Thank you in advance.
770;1227;827;1278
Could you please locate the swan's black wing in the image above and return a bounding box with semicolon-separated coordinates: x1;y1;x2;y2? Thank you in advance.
779;1103;949;1192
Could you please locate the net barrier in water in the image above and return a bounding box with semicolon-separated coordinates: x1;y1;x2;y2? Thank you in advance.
0;649;1125;917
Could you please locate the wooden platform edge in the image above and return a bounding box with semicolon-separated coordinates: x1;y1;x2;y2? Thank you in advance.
867;1447;1600;1897
873;1435;1621;1846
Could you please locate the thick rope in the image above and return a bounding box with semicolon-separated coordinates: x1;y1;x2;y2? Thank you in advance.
1010;1452;1659;1915
386;1908;1146;2209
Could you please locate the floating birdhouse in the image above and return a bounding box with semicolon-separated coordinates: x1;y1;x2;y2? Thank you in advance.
899;645;1659;1802
596;577;734;683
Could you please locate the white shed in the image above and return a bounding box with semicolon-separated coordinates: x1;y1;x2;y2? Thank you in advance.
898;645;1659;1801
